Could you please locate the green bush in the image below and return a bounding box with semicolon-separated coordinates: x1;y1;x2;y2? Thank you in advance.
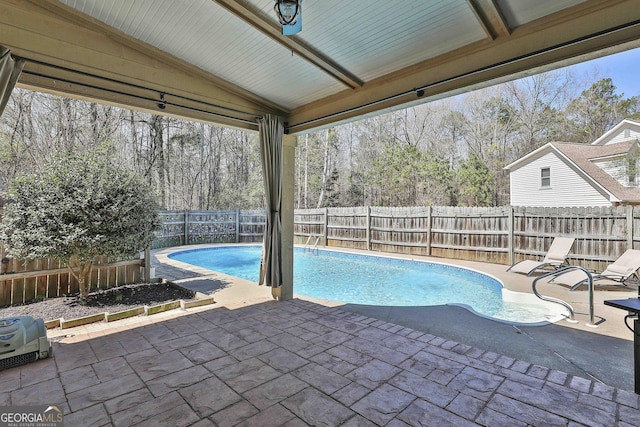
0;145;161;297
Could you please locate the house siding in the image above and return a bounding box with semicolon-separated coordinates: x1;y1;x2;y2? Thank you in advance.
599;127;640;145
594;158;635;187
510;152;610;206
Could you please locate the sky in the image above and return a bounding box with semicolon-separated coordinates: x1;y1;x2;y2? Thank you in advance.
563;46;640;98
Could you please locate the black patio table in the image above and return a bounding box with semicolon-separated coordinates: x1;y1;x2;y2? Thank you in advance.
605;297;640;394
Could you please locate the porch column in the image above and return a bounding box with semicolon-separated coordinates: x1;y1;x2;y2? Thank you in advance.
272;134;297;300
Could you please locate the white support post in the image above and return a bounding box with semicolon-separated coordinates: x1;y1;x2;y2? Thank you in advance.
272;134;297;301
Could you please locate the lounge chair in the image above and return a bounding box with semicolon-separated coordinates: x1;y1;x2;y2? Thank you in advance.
507;237;575;276
550;248;640;290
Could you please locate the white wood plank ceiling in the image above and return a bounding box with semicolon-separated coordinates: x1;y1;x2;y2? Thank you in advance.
2;0;640;133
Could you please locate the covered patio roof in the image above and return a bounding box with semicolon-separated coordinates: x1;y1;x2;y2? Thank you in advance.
2;0;640;134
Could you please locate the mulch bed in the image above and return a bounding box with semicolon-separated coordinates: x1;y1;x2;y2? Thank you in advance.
0;282;196;321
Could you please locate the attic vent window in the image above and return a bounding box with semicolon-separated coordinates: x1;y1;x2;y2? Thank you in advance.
541;167;551;188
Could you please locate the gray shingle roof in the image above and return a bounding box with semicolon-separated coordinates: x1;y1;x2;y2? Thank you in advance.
553;141;640;203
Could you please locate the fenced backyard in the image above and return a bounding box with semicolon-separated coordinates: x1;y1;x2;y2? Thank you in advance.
2;205;638;306
153;206;639;273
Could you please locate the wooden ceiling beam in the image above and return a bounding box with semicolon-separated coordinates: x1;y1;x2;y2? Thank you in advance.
469;0;511;39
18;61;260;131
213;0;363;89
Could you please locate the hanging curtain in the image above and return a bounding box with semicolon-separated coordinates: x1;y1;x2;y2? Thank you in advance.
258;114;284;288
0;46;25;118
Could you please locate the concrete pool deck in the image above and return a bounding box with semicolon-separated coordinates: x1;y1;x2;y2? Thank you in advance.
3;243;639;426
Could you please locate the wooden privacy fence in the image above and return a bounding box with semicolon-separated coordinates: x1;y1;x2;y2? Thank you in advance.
152;210;266;249
154;206;640;274
0;253;142;307
294;205;640;273
4;205;637;306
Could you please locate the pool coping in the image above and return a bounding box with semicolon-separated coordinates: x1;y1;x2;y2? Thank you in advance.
155;243;612;329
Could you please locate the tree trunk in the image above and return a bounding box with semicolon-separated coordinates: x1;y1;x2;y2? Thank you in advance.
316;129;331;208
68;254;93;298
150;115;166;207
304;134;309;208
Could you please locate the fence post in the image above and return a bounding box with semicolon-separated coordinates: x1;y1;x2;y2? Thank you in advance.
235;209;240;243
627;205;634;250
183;209;189;245
366;206;371;250
323;207;329;246
426;206;432;256
508;206;514;265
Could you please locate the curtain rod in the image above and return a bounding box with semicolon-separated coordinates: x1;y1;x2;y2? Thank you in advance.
20;58;261;126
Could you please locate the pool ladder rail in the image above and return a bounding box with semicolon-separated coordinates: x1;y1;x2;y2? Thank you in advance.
303;236;320;255
532;266;598;328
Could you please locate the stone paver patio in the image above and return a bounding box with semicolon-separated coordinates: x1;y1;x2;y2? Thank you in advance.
3;298;640;426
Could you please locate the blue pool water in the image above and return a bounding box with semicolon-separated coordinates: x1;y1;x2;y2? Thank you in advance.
168;245;560;324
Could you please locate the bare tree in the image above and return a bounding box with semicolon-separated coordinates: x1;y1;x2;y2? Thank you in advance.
503;70;575;157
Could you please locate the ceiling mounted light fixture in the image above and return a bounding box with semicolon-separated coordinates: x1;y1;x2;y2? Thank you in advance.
274;0;301;26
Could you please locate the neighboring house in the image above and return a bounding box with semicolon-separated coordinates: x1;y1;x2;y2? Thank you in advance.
504;119;640;207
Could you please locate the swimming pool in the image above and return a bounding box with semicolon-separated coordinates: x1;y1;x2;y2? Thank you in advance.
168;245;567;324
